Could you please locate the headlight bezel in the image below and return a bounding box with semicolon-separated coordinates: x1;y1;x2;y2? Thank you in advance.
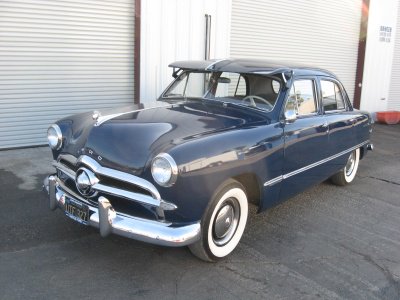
151;153;178;187
47;124;63;150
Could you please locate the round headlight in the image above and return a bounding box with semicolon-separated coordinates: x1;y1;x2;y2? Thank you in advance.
47;124;62;150
151;153;178;187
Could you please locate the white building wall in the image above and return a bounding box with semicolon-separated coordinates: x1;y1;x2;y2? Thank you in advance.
388;1;400;111
140;0;231;105
360;0;399;112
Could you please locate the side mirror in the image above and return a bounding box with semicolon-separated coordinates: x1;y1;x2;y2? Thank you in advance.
284;109;297;123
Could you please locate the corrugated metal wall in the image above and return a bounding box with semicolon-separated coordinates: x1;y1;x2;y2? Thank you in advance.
231;0;361;103
0;0;135;149
388;1;400;110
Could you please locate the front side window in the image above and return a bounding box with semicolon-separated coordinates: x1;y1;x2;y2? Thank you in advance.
162;70;282;112
208;73;282;112
321;80;346;111
215;72;246;98
286;79;317;116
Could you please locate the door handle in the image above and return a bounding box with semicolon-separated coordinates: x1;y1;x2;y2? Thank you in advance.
321;122;329;128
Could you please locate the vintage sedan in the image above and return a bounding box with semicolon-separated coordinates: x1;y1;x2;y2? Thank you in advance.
44;59;373;261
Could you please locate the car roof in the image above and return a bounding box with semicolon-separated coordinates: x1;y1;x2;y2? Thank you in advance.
169;58;336;78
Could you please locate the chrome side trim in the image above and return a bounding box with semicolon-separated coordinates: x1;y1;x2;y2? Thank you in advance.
263;176;283;187
264;140;369;187
284;141;369;179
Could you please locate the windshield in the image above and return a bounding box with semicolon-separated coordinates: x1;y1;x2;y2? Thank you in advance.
162;71;282;112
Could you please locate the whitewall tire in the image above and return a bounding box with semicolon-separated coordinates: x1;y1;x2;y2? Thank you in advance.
331;148;360;186
189;179;248;262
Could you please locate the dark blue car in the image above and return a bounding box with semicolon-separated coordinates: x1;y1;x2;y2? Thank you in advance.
44;59;373;261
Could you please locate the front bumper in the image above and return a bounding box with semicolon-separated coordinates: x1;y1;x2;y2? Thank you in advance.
43;175;201;247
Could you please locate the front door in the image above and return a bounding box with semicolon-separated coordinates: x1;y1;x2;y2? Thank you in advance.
280;77;330;201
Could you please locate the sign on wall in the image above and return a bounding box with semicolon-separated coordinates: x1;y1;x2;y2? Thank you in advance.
379;26;392;42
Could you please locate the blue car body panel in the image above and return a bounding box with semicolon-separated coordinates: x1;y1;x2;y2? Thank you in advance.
51;60;372;225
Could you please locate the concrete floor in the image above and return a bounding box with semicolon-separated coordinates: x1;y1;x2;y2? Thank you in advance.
0;124;399;299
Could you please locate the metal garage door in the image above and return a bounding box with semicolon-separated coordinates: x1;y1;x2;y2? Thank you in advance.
231;0;361;103
0;0;135;149
388;1;400;110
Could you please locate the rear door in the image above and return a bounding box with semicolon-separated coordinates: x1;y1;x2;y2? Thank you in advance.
319;77;355;153
319;77;369;174
280;77;329;200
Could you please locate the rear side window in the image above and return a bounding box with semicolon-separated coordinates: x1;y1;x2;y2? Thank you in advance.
321;80;345;111
286;79;317;116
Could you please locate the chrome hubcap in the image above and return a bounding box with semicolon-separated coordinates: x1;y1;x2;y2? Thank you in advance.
345;151;356;176
212;198;240;246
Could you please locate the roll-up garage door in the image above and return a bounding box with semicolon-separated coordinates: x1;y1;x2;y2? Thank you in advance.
231;0;361;103
0;0;135;149
388;2;400;110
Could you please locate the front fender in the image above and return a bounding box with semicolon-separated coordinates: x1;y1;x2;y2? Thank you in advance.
158;123;284;222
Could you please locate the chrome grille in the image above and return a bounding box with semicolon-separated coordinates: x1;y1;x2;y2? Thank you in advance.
53;154;177;211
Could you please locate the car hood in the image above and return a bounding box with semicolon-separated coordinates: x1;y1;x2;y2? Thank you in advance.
61;100;270;174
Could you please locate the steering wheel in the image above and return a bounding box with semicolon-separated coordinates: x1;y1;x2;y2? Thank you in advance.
242;95;273;109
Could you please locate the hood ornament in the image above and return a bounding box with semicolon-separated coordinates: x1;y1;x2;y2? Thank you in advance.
92;110;101;121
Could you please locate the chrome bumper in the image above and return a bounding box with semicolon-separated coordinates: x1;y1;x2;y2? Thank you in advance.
43;175;201;247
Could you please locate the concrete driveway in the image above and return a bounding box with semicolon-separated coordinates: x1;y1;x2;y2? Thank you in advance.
0;124;399;299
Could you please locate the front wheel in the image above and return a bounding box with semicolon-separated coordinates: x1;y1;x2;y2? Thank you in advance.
189;179;248;262
330;148;360;186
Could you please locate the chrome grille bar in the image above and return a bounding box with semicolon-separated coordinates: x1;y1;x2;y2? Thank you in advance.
93;183;160;207
52;161;76;179
77;155;161;200
55;177;90;204
53;154;177;211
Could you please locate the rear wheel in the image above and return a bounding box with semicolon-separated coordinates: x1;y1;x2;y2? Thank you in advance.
189;179;248;262
331;148;360;186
